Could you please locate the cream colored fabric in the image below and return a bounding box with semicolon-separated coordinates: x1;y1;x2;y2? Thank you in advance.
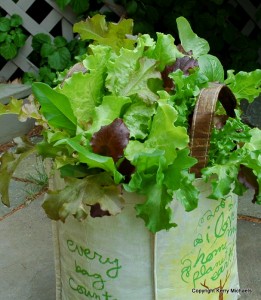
155;179;240;299
52;179;239;300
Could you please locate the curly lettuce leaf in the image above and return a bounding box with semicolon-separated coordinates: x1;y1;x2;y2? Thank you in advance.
145;32;182;71
164;149;198;211
173;172;199;211
123;101;156;139
146;101;189;164
135;178;177;233
123;102;191;232
125;148;198;232
208;117;252;164
202;163;239;200
73;14;135;53
125;151;176;232
225;69;261;102
89;95;131;134
42;173;123;222
56;45;111;127
125;100;189;166
205;123;261;202
106;46;144;94
164;147;197;183
106;53;161;103
170;68;208;100
169;68;208;126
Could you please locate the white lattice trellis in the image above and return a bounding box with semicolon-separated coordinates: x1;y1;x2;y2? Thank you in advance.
0;0;77;81
230;0;261;36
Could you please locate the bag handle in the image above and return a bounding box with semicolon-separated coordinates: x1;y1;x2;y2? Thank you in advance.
190;83;237;177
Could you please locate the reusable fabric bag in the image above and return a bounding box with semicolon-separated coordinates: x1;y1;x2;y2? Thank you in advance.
51;84;240;300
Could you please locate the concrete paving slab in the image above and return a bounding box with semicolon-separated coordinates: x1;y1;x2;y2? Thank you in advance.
0;114;35;144
238;189;261;219
237;220;261;300
0;197;55;300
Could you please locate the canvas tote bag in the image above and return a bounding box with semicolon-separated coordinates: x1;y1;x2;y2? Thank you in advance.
51;83;240;300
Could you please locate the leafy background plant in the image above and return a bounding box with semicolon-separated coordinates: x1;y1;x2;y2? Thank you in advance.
54;0;90;15
0;14;27;60
22;33;88;86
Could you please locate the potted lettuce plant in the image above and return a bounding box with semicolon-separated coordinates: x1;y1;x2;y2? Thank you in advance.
0;15;260;299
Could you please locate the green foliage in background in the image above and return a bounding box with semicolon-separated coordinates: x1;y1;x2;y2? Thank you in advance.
55;0;90;14
0;14;27;60
23;33;88;86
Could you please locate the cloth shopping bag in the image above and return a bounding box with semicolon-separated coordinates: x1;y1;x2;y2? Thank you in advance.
52;180;239;300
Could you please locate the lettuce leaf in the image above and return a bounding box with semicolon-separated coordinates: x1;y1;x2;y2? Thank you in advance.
202;163;239;200
73;14;135;53
198;54;224;82
106;53;161;103
90;118;130;163
208;117;252;164
169;68;208;126
206;121;261;202
56;45;111;127
135;178;177;233
89;95;131;134
146;101;188;164
176;16;210;57
225;69;261;102
145;32;182;71
125;100;189;165
173;172;199;211
32;82;77;135
42;173;123;221
125;151;176;233
164;149;198;211
54;137;123;184
123;101;156;139
123;102;192;232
